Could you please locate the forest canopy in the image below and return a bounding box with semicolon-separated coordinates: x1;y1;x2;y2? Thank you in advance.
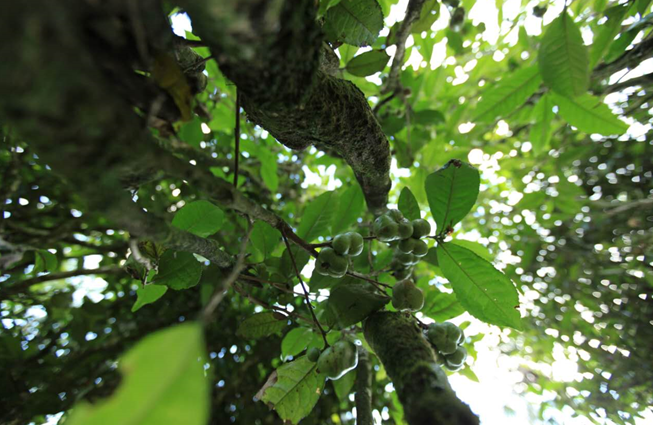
1;0;652;424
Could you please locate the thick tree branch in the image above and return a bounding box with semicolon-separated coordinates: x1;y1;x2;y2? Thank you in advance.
179;0;392;213
355;346;374;425
364;311;479;425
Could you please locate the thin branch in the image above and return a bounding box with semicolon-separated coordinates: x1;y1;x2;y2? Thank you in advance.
604;198;653;216
346;271;391;293
202;219;255;322
233;90;241;187
232;283;316;325
281;230;329;346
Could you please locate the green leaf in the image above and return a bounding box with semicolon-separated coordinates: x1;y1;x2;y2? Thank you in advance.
332;184;365;234
131;285;168;312
65;323;209;425
179;116;204;147
423;247;438;267
529;93;554;155
551;92;628;136
590;4;630;68
256;357;326;424
451;240;492;262
538;12;589;97
309;272;345;291
318;0;343;18
332;368;357;401
281;327;314;361
172;200;224;238
346;50;390;76
472;65;542;122
398;187;421;221
325;280;390;328
257;148;279;192
236;312;287;339
604;29;639;64
437;243;522;330
154;251;202;290
411;0;439;33
297;191;338;242
323;0;384;47
425;160;480;235
637;0;653;15
422;288;465;322
33;250;57;274
249;221;281;262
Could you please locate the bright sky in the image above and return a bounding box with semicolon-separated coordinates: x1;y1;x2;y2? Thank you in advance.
36;2;653;424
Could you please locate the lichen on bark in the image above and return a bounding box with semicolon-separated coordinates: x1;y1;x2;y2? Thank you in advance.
364;311;479;425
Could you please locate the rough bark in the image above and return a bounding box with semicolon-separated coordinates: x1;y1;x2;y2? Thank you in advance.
364;311;479;425
355;346;374;425
179;0;392;213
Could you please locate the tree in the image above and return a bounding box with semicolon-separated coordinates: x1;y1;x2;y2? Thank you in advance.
1;0;651;424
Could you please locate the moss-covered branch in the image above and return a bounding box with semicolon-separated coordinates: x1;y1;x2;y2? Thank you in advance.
364;311;479;425
355;346;374;425
179;0;392;213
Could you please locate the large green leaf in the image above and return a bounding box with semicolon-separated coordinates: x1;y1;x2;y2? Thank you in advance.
425;160;480;235
172;200;224;238
422;288;465;322
398;187;421;221
332;368;356;401
281;327;314;361
472;65;542;122
551;92;628;136
332;184;364;234
179;116;204;148
411;0;439;33
324;280;390;328
529;93;554;155
131;285;168;312
437;243;522;330
257;148;279;192
323;0;384;47
236;312;287;339
346;50;389;77
590;4;630;68
65;323;209;425
249;221;281;262
154;251;202;290
538;12;589;97
33;249;58;274
256;357;326;424
297;191;338;242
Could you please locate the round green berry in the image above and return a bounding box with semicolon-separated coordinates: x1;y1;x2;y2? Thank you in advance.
411;219;431;238
392;279;424;312
307;347;321;362
316;247;348;278
332;233;351;256
394;267;412;281
444;346;467;368
387;209;404;222
347;232;364;257
412;239;428;257
398;238;416;254
397;219;414;240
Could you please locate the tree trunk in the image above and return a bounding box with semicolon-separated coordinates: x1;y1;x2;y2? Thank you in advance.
364;311;479;425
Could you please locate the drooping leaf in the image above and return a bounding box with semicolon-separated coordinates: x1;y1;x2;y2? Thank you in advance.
33;250;58;274
590;4;630;68
332;368;357;401
236;312;287;339
422;288;465;322
297;191;338;242
472;65;542;122
249;221;281;262
256;357;326;424
529;93;554;155
281;327;314;361
323;0;384;47
154;251;202;290
437;243;522;330
65;323;209;425
425;160;480;235
179;116;204;147
551;92;628;136
346;50;390;76
332;184;365;234
280;245;311;279
324;280;390;328
131;285;168;312
172;200;224;238
398;187;421;221
538;12;589;97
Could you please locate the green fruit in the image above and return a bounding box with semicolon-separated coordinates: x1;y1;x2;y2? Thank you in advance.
443;321;464;346
316;247;348;278
375;217;399;242
347;232;364;256
443;360;463;371
396;252;417;266
398;238;416;254
412;239;428;257
444;346;467;368
307;347;321;362
394;267;412;281
332;233;351;256
397;219;414;240
387;209;404;222
317;340;358;380
392;280;425;311
427;322;462;355
411;219;431;238
450;7;465;28
533;5;546;18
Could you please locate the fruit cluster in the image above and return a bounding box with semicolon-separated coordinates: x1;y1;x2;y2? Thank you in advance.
308;339;358;380
373;209;431;281
426;322;468;371
391;279;424;312
315;232;364;278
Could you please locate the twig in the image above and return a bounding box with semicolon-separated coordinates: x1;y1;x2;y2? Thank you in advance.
346;271;391;292
202;219;254;322
233;90;241;187
310;235;377;249
281;230;329;346
232;283;316;325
